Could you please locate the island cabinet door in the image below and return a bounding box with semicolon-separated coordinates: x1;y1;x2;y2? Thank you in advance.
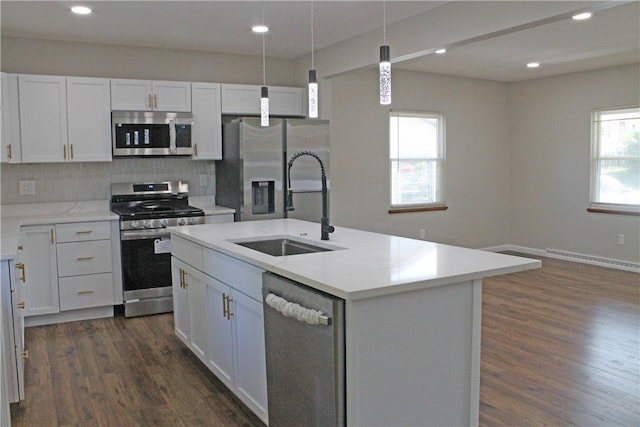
205;275;234;390
232;290;268;421
171;257;190;345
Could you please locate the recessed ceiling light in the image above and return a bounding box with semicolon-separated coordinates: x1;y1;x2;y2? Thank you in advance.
71;6;92;15
572;12;592;21
252;25;269;33
435;48;447;54
527;62;540;68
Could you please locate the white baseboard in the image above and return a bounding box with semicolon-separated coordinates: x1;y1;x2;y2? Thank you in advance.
480;244;639;274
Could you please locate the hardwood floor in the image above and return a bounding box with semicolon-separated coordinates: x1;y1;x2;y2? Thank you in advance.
11;255;640;426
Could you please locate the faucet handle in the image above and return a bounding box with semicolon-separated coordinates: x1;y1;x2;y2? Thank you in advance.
285;190;295;211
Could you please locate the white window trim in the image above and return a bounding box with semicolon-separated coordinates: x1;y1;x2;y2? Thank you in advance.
389;110;446;210
589;106;640;215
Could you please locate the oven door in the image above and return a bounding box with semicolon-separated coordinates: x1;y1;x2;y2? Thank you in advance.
120;229;174;317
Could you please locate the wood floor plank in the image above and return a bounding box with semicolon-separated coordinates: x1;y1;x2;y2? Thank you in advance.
10;254;640;426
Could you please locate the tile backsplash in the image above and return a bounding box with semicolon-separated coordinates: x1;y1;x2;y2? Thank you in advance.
1;158;216;204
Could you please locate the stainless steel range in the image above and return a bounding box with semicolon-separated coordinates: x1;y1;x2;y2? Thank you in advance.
110;181;205;317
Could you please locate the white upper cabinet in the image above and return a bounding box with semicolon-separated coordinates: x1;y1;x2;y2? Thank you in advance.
111;79;191;112
221;84;304;116
191;82;222;160
67;77;112;162
1;73;22;163
18;74;112;163
18;75;68;163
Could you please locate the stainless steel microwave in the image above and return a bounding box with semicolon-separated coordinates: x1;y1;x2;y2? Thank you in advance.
112;111;193;157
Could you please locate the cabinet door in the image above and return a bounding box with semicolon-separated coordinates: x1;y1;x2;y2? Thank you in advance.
205;276;234;390
1;73;22;163
18;75;67;163
185;265;206;361
233;290;268;422
172;257;190;345
67;77;112;162
152;81;191;112
191;83;222;160
110;79;152;111
20;225;59;316
270;87;305;116
220;84;259;115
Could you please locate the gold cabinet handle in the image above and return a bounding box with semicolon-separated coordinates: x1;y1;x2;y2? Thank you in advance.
63;144;67;160
222;293;228;318
7;143;12;159
77;290;95;295
154;94;158;109
148;94;153;109
182;269;188;289
70;144;74;159
51;228;55;244
17;301;25;309
223;293;233;320
75;230;93;234
15;262;25;282
194;143;198;157
21;350;29;359
76;256;94;261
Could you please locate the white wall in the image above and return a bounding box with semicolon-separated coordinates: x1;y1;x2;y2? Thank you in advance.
1;37;303;86
330;68;513;249
509;64;640;263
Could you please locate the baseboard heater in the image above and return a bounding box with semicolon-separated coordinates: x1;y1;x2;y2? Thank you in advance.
545;248;640;273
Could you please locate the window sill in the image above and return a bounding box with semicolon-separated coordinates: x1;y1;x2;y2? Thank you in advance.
587;207;640;216
389;205;448;214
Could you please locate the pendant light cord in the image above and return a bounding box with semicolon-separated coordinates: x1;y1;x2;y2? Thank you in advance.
311;0;315;70
262;34;266;86
383;0;386;44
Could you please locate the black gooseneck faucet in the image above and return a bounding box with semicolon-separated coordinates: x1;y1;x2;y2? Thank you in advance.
286;151;335;240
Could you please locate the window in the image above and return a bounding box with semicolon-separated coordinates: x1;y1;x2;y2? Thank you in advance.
389;111;445;211
590;107;640;214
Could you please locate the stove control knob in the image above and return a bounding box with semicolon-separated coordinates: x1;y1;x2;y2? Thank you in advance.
178;218;186;226
188;218;197;225
159;219;168;228
143;220;152;229
130;220;140;229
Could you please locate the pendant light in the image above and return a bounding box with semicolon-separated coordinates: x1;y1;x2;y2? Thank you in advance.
308;0;319;118
260;32;269;127
379;0;391;105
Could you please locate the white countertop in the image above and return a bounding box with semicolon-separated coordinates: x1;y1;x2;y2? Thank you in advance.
0;197;234;261
168;219;541;300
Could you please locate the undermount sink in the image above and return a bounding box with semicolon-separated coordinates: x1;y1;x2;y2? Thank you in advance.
229;235;343;257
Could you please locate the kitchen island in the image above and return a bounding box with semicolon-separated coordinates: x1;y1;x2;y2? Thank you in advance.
168;219;540;426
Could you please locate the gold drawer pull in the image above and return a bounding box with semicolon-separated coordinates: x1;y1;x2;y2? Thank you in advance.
77;290;95;295
75;230;93;234
21;350;29;359
17;301;25;309
76;256;94;261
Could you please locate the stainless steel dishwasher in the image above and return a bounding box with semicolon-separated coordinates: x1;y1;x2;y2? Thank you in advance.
262;272;345;427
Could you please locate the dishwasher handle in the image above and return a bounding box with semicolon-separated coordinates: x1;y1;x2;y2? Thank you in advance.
265;292;331;326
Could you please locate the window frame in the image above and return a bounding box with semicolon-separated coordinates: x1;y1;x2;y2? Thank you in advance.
588;106;640;216
388;110;447;213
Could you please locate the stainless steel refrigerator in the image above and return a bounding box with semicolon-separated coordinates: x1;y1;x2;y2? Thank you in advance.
216;117;330;222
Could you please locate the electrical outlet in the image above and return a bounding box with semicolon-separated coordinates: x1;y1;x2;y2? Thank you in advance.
199;174;207;186
617;234;625;245
419;228;427;240
19;180;36;195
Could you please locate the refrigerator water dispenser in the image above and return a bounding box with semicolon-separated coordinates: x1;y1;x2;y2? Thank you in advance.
252;180;275;214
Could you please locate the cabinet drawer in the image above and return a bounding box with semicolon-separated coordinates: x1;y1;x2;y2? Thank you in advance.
56;221;111;242
203;248;263;301
172;236;203;270
57;240;112;277
59;273;114;310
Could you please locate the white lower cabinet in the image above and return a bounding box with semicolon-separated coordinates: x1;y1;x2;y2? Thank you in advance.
19;225;59;317
171;236;268;424
1;259;25;411
172;257;206;362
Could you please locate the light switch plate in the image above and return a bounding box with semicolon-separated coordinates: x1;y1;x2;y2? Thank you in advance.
19;180;36;195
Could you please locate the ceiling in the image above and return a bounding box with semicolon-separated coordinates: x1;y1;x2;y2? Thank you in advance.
1;1;638;82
